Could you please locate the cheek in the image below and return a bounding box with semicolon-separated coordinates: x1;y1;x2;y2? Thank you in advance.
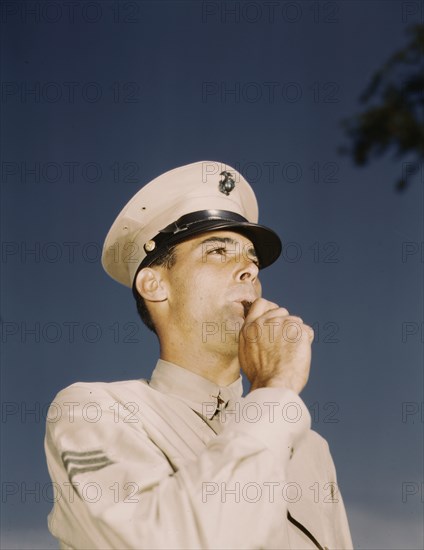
256;278;262;296
186;271;223;313
193;273;218;303
168;269;209;306
168;262;231;314
165;270;189;305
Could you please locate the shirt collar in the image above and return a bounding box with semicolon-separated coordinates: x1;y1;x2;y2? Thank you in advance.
148;359;243;420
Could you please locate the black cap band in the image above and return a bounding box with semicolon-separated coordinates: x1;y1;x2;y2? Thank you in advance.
159;209;249;235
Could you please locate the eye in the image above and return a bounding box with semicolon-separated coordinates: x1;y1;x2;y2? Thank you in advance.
208;246;227;256
204;246;228;263
246;252;259;267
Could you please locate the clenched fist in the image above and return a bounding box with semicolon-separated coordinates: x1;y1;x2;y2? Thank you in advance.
238;298;314;395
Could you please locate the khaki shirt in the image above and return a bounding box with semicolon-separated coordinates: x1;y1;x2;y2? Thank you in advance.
45;359;353;549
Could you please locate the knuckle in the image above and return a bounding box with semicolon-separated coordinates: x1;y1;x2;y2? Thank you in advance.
286;315;303;324
302;325;314;341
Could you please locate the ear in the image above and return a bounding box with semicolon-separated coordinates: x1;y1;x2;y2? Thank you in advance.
134;267;168;302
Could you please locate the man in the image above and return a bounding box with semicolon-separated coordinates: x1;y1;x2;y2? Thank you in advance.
45;161;353;549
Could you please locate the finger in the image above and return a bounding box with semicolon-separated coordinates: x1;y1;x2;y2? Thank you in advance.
261;316;310;344
263;314;303;325
246;298;282;322
303;325;314;343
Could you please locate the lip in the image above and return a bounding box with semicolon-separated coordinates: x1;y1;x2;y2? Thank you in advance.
233;296;257;305
227;283;258;303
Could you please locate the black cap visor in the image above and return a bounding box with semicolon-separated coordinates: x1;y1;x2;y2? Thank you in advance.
139;210;282;271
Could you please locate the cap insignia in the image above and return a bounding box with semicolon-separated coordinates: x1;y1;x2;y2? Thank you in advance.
219;171;235;196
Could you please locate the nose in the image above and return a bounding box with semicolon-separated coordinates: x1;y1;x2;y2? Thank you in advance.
234;257;259;283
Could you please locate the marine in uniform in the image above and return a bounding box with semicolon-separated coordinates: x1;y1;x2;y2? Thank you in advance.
45;161;353;549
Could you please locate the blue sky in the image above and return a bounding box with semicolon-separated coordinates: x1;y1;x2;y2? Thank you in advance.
1;1;423;548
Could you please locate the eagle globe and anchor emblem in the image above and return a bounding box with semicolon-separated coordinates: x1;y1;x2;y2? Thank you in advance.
218;171;236;195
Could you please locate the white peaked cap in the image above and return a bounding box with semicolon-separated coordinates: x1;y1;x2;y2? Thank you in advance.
101;160;282;287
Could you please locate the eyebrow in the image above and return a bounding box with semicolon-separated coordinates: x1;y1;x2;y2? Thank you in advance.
195;236;258;260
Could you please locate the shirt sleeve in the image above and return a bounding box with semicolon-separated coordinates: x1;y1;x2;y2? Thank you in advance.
45;383;311;550
319;437;354;550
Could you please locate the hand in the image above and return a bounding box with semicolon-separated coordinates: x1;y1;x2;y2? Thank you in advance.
238;298;314;395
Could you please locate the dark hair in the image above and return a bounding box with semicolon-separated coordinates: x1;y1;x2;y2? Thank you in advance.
131;246;178;334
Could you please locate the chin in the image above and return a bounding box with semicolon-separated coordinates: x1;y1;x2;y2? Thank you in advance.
220;318;243;347
222;314;244;328
201;314;241;346
225;304;245;325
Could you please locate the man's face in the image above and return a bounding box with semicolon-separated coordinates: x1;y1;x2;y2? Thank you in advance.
160;230;262;354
